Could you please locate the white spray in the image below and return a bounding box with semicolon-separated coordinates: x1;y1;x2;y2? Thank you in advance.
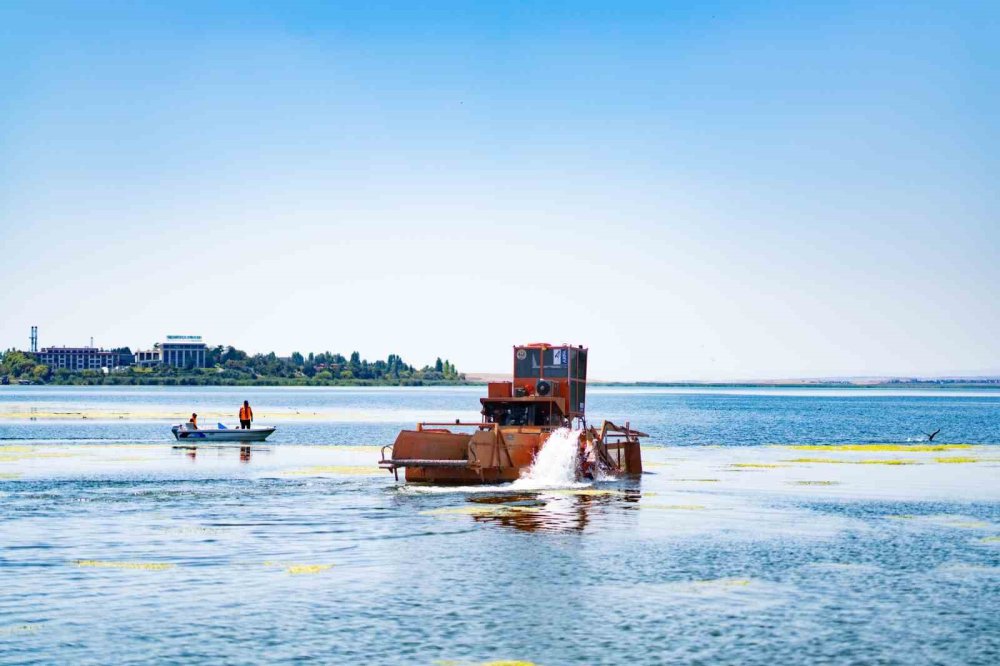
511;427;585;489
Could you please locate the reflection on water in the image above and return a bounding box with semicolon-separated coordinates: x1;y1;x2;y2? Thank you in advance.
1;390;999;664
171;443;266;464
460;488;646;533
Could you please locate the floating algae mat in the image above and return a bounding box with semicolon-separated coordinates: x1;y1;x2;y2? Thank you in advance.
789;444;975;452
934;457;980;464
729;463;786;469
282;465;381;476
263;561;335;575
75;560;175;571
784;458;920;465
286;564;334;575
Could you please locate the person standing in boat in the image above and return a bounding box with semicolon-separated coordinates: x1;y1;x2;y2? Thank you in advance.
238;401;254;429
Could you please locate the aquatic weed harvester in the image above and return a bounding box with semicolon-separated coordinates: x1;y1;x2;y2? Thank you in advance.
380;343;646;484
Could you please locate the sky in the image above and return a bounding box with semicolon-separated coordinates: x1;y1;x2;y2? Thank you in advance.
1;1;997;380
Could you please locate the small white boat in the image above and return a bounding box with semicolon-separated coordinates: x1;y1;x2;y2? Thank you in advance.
171;423;276;442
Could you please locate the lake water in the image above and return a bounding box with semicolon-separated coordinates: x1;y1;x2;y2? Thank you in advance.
1;385;998;665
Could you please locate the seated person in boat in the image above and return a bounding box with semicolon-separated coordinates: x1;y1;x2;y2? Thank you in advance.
188;413;198;429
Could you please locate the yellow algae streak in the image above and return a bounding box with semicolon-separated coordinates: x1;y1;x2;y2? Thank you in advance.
730;463;785;469
934;457;980;464
786;458;846;464
693;578;751;587
948;521;991;529
282;466;381;476
785;458;919;465
76;560;175;571
0;624;40;636
789;444;974;452
0;446;35;453
287;564;334;575
0;472;21;479
980;536;1000;543
481;662;537;666
0;451;80;463
311;445;383;452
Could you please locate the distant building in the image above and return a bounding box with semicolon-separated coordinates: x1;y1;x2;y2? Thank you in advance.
35;347;131;371
159;335;207;368
134;346;161;367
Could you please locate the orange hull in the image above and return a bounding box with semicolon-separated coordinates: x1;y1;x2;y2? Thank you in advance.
382;423;643;484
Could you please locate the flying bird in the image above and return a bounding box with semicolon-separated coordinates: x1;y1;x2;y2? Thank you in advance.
926;428;941;442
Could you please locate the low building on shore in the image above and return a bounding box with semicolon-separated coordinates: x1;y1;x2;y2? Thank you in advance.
35;347;133;371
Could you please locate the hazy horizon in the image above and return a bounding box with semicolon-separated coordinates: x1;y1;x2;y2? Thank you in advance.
2;1;997;381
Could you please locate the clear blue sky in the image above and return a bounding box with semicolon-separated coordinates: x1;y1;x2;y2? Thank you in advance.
1;1;997;380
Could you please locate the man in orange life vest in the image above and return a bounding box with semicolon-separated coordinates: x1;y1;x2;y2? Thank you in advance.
239;401;253;429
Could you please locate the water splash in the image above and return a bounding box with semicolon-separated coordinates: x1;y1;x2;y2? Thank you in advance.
511;428;586;490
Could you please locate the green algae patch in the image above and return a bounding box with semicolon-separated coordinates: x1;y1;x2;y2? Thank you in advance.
0;624;40;636
789;444;974;452
0;451;79;463
785;457;845;464
287;564;334;575
264;561;335;574
312;445;383;452
693;578;751;587
640;503;707;511
934;457;980;464
785;457;919;465
0;472;21;479
76;560;175;571
980;536;1000;543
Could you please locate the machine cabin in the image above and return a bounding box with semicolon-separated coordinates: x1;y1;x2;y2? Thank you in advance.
480;343;588;427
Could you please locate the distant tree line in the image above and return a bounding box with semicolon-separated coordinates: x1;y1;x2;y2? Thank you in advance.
0;347;465;386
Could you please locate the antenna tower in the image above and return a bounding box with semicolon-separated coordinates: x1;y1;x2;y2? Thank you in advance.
30;326;38;353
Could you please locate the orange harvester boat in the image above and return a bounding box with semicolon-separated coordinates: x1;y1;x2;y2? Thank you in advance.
380;343;646;484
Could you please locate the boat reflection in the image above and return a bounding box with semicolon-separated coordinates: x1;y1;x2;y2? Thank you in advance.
171;443;265;463
467;487;641;533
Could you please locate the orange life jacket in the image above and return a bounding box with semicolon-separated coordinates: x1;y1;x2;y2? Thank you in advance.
239;405;252;420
